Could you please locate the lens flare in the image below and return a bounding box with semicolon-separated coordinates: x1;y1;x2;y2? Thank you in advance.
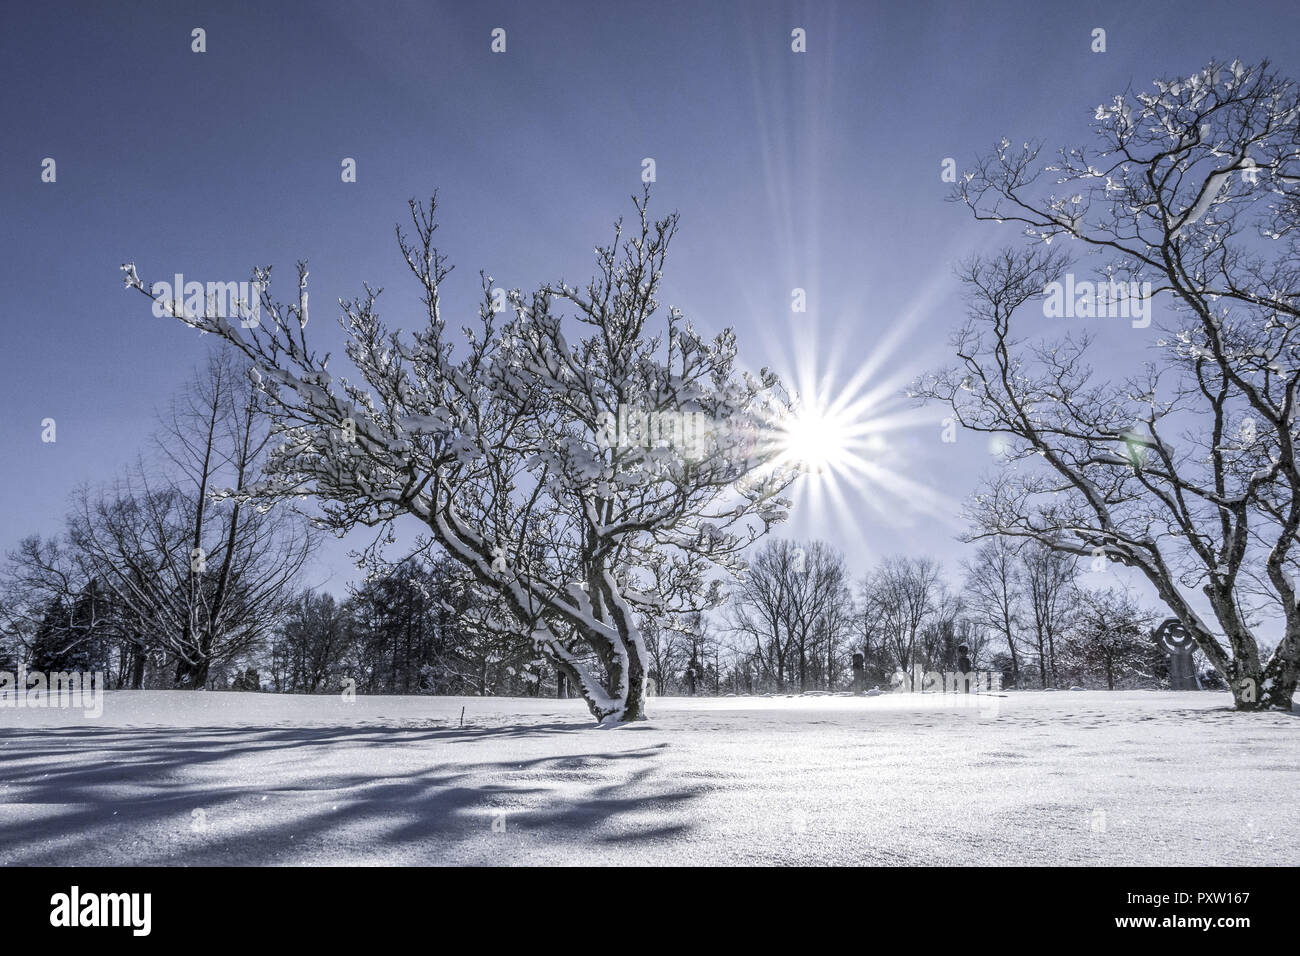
746;314;965;548
773;397;864;477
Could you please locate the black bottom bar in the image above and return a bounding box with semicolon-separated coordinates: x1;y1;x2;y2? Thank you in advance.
3;865;1278;943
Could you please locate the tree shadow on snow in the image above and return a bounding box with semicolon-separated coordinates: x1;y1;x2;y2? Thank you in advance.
0;722;700;865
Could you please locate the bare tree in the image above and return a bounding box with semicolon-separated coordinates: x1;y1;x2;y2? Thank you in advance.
919;60;1300;709
0;536;118;675
783;541;852;690
726;539;852;691
860;556;944;673
124;190;795;721
854;578;892;685
918;583;965;671
1020;544;1077;687
640;613;682;695
276;590;350;692
728;540;797;691
962;537;1025;685
815;568;857;690
70;350;313;687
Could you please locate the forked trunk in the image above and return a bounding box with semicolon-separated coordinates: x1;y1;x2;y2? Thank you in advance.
1232;664;1296;711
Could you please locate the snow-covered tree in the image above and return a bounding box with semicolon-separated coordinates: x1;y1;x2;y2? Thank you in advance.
919;60;1300;709
124;189;795;721
1062;588;1161;690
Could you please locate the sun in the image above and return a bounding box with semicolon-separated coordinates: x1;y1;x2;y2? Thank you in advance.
751;344;961;545
774;400;856;476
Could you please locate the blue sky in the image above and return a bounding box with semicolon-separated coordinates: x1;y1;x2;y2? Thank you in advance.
3;0;1298;594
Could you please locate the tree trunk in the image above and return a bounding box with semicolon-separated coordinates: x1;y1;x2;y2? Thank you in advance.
174;657;210;689
1234;662;1296;711
130;646;146;690
1006;628;1021;687
621;646;648;722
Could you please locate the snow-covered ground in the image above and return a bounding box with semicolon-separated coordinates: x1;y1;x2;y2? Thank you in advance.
1;689;1296;865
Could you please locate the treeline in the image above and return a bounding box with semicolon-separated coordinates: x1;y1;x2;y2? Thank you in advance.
0;349;564;695
717;538;1194;695
263;557;547;696
0;346;1196;697
0;350;312;689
